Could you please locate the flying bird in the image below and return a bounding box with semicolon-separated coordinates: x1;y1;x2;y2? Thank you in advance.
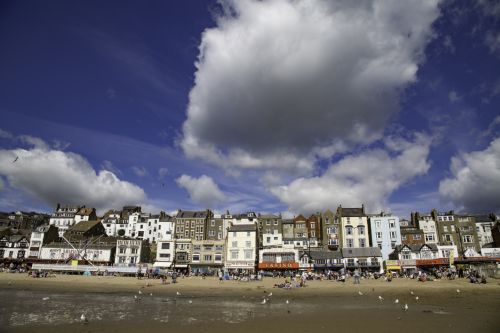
12;156;19;163
394;299;399;304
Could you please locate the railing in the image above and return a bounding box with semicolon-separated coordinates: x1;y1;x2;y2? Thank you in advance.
32;263;147;274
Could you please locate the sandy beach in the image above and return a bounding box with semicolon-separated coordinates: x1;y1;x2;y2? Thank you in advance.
1;272;500;333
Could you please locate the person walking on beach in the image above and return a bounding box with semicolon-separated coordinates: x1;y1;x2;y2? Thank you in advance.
353;269;360;284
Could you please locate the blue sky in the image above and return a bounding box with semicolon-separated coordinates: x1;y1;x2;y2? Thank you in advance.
0;0;499;218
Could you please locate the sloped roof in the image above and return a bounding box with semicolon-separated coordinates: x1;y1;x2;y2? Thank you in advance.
77;207;94;216
342;247;382;258
301;250;342;260
228;224;256;232
294;214;307;222
68;220;102;232
341;207;365;217
176;210;209;219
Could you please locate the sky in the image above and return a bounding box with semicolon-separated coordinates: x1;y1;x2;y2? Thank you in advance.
0;0;499;218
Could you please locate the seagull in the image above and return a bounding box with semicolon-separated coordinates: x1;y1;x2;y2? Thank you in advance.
403;303;409;312
394;299;399;304
188;300;193;304
134;295;139;301
12;156;19;163
80;314;88;324
268;292;273;297
149;293;153;296
138;290;143;295
456;289;460;294
42;297;50;301
358;291;363;296
410;290;415;295
286;299;289;304
176;291;181;296
415;296;419;302
260;298;267;305
378;296;384;301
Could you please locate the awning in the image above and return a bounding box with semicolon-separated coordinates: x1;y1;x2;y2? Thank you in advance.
173;264;188;268
386;265;401;270
153;262;172;268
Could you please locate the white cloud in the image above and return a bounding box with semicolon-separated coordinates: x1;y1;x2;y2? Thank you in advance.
176;174;226;208
0;128;13;139
101;160;122;175
158;167;169;180
448;90;461;102
131;166;148;177
439;137;500;213
181;0;441;172
0;144;146;214
270;133;432;214
485;31;500;57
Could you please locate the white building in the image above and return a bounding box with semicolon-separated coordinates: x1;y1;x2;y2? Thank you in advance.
40;243;114;263
49;204;83;237
0;235;29;260
155;239;175;268
28;225;59;258
74;207;97;224
225;224;257;272
262;232;283;248
101;210;122;237
339;206;370;248
115;239;144;266
222;212;258;239
475;215;495;247
437;245;458;259
368;213;402;260
416;214;438;244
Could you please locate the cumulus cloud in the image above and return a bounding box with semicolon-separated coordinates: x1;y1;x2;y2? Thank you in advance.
176;174;226;208
270;133;432;214
181;0;441;172
439;137;500;213
0;143;146;214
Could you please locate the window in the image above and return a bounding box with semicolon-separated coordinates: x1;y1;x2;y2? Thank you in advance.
244;250;253;259
346;239;354;248
231;251;238;259
311;222;315;229
311;230;316;237
463;235;473;243
273;220;278;225
159;253;170;258
346;226;353;235
328;239;338;245
245;241;252;248
376;232;382;239
401;235;407;241
214;254;222;261
119;256;126;263
414;234;422;240
266;220;271;225
375;220;381;228
247;232;251;237
389;219;395;228
131;248;138;254
327;227;337;234
358;226;365;235
232;241;238;248
138;231;144;237
204;255;212;261
425;234;435;242
119;247;126;254
211;220;215;226
209;230;215;237
443;234;452;242
325;218;330;225
359;239;366;248
266;237;271;243
443;226;448;232
451;225;455;232
390;231;397;239
17;250;25;259
402;251;411;260
192;254;200;261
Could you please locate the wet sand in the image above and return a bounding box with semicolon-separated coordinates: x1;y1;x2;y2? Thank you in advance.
1;273;499;333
